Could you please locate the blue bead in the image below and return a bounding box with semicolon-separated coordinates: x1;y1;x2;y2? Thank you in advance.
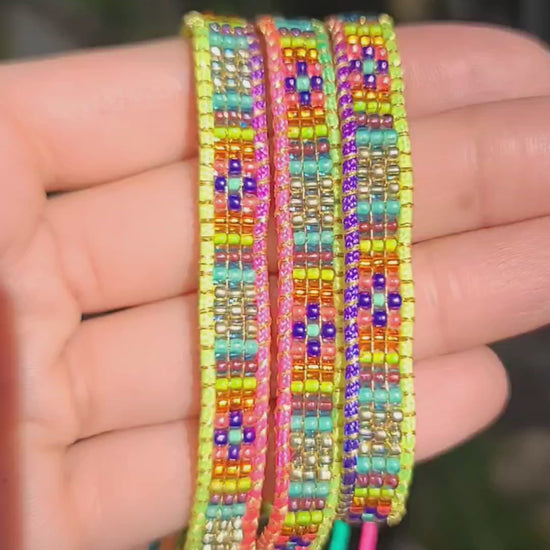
307;340;320;357
364;74;376;90
228;158;241;175
358;292;371;308
212;93;226;109
373;273;385;289
285;77;296;91
299;91;311;106
214;176;226;192
294;231;306;246
230;410;242;427
296;61;308;75
228;194;241;210
322;323;336;339
373;311;387;327
289;482;302;497
293;322;306;339
289;160;302;176
243;177;257;193
245;340;258;357
378;60;389;73
214;429;228;445
388;292;402;309
303;159;317;176
233;503;246;517
243;427;256;443
311;76;323;91
371;200;384;216
372;457;386;472
307;303;319;319
363;45;375;59
349;59;362;71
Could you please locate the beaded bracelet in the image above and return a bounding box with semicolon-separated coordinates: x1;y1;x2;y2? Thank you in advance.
257;17;344;550
182;12;271;550
325;14;415;550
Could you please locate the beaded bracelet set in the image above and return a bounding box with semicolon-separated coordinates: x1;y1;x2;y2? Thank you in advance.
153;11;415;550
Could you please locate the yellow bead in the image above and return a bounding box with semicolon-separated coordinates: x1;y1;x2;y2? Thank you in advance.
307;267;320;279
293;268;306;280
321;268;334;281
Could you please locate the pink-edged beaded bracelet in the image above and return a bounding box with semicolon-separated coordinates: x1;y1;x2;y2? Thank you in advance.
257;16;344;550
326;13;415;550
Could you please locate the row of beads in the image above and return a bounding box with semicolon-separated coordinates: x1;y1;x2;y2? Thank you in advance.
327;13;415;528
183;13;270;550
257;17;344;550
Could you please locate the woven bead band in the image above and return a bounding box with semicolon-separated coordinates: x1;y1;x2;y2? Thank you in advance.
257;17;344;550
326;13;415;529
183;12;271;550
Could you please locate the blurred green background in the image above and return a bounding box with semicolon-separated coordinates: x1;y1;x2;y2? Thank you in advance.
1;1;549;549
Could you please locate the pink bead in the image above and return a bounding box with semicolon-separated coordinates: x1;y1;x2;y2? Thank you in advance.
321;306;336;321
214;159;225;173
349;70;363;88
387;275;400;290
243;411;256;426
308;62;322;76
242;447;252;460
215;415;229;429
359;273;372;291
388;312;401;328
292;341;305;358
214;195;226;211
293;305;306;319
358;310;372;327
311;91;324;107
243;196;258;214
348;43;362;58
323;343;336;357
214;447;227;461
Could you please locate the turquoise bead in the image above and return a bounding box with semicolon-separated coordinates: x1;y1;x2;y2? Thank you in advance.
303;481;315;498
374;388;388;403
228;267;242;283
373;456;386;472
241;94;253;111
214;339;227;358
307;231;320;247
357;456;371;473
228;177;241;191
319;156;333;175
371;200;385;216
384;128;398;145
373;292;385;308
389;387;403;404
362;60;375;74
386;200;401;216
289;160;302;176
233;503;246;517
294;231;306;246
361;513;375;522
291;415;303;431
221;504;234;519
236;36;249;50
222;35;235;48
356;128;370;146
245;340;258;357
227;91;239;108
289;482;302;498
209;32;222;47
359;387;373;403
316;482;330;497
307;324;320;337
229;429;242;444
206;505;219;519
358;201;370;218
387;457;401;474
370;129;383;146
304;417;318;432
212;93;226;110
321;230;334;245
243;269;255;284
213;266;227;284
319;416;333;432
230;338;244;357
303;159;317;176
297;75;310;91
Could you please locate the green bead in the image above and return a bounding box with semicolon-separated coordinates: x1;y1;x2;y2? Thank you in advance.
357;456;371;473
229;338;244;357
289;482;302;498
374;388;388;403
301;126;314;140
243;269;255;284
371;200;384;216
214;339;227;358
363;60;375;74
307;231;320;247
354;101;366;113
372;456;386;471
245;340;258;357
373;292;385;308
319;416;332;432
303;481;315;498
319;157;333;175
291;415;303;431
329;520;351;550
297;75;310;91
304;417;318;432
212;93;226;110
358;201;370;218
303;159;317;176
387;200;401;216
356;128;370;146
289;160;302;176
307;324;320;337
228;177;241;191
296;511;311;526
387;457;401;474
359;387;373;403
228;267;242;283
294;231;306;246
389;387;403;404
229;429;242;444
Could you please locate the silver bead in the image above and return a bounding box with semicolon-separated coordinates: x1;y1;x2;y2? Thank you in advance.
387;164;400;176
391;410;403;422
359;441;370;455
388;183;400;195
321;178;333;190
372;443;386;455
319;468;332;481
215;287;227;298
374;429;387;441
387;146;399;159
215;322;228;335
303;470;316;481
359;407;373;422
320;434;333;448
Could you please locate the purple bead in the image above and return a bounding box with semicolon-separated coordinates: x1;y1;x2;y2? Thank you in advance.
307;303;319;320
296;61;307;75
311;76;323;90
307;340;320;357
373;273;386;289
293;322;306;339
322;322;336;339
299;91;311;106
343;457;357;469
364;73;377;90
228;158;241;175
373;311;387;327
358;292;372;308
214;176;226;192
363;46;375;59
243;427;256;443
377;60;389;73
350;59;362;71
230;410;242;427
343;472;356;485
224;494;235;505
243;177;257;193
210;494;221;504
388;292;402;309
285;77;296;91
228;194;241;210
289;499;299;511
214;429;228;446
228;444;240;460
345;420;359;436
345;402;358;417
344;439;359;452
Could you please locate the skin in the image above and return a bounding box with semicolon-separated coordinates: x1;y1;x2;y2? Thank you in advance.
0;22;549;550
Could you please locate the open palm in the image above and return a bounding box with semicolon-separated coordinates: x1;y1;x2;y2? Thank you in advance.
3;24;550;550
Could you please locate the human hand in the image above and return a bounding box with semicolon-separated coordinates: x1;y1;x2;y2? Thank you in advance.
2;23;550;550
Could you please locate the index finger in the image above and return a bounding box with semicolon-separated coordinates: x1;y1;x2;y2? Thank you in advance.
1;24;549;191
